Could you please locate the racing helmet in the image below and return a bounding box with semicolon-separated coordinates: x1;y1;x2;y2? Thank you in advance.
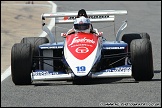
74;16;91;33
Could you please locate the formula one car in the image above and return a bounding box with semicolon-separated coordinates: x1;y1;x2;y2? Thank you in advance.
11;10;154;85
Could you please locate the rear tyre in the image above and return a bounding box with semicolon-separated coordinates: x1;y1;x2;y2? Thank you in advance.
11;43;32;85
122;33;150;52
130;39;154;81
21;37;49;69
139;33;150;40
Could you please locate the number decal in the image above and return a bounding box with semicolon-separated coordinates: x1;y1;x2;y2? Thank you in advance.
76;66;86;72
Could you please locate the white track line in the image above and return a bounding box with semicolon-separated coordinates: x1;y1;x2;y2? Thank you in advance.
1;66;11;82
1;4;52;7
1;1;57;82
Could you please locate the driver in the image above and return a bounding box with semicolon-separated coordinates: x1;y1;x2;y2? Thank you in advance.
66;16;91;35
73;16;91;33
66;9;99;35
66;16;100;36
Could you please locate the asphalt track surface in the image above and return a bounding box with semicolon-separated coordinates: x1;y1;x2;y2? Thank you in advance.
1;1;161;107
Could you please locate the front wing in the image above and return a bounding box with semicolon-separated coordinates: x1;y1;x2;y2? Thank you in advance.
31;65;132;81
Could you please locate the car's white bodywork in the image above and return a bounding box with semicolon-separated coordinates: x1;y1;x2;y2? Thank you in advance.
31;10;131;81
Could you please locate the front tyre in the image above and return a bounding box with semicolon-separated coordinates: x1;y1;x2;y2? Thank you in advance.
11;43;33;85
130;39;154;81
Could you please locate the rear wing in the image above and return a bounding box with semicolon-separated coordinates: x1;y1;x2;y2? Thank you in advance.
41;10;127;43
41;10;127;24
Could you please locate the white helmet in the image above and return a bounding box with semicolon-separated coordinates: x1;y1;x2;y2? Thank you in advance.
74;16;91;33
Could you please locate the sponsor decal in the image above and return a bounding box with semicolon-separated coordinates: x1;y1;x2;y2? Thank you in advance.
67;33;98;60
40;46;63;49
60;15;111;21
103;47;125;49
33;71;59;76
75;47;89;53
64;16;68;20
104;67;131;72
68;15;110;20
68;36;95;46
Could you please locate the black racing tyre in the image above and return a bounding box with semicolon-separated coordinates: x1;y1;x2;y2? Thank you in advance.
139;33;150;40
122;33;150;52
21;37;49;55
21;37;49;69
11;43;32;85
130;39;154;81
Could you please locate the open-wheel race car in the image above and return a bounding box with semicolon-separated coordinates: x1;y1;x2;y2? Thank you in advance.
11;10;154;85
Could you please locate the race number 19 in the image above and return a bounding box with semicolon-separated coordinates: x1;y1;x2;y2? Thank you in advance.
76;66;86;72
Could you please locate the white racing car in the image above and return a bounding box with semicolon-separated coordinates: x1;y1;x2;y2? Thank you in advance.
11;10;154;85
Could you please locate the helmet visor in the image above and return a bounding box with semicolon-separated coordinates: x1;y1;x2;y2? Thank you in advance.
74;23;90;31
